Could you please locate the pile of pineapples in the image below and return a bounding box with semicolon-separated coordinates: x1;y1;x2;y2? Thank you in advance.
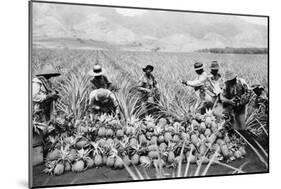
42;111;246;176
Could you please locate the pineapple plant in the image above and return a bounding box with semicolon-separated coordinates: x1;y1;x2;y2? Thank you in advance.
138;133;147;145
205;116;213;127
157;117;168;127
97;138;106;148
158;135;165;143
149;135;158;145
46;148;60;161
75;134;89;149
164;132;172;143
106;127;114;138
116;128;124;138
166;142;176;164
181;132;190;142
130;143;142;165
98;126;106;137
147;122;156;132
104;141;119;168
144;115;155;125
172;134;180;143
114;157;124;169
72;160;85;173
140;156;151;168
72;148;92;172
204;129;212;138
159;142;167;151
90;141;104;167
53;162;65;175
64;161;72;172
148;150;158;159
63;136;77;147
125;126;134;136
131;153;140;165
129;137;138;148
186;151;197;164
106;156;115;167
220;144;230;158
43;145;73;176
122;153;131;166
190;133;200;147
199;122;206;132
167;151;175;164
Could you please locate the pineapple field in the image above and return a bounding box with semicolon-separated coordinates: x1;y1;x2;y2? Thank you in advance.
32;48;268;187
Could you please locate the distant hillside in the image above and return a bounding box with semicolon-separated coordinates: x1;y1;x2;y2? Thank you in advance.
32;3;268;51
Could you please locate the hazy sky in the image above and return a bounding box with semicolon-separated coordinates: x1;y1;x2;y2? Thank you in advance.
115;8;267;26
238;16;267;26
115;8;148;16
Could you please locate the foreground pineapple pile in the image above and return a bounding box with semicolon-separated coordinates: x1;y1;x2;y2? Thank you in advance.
41;111;246;176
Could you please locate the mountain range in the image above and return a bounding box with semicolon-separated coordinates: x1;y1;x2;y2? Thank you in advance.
32;3;268;52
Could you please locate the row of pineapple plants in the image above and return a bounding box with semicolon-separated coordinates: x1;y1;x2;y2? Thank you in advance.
41;110;247;176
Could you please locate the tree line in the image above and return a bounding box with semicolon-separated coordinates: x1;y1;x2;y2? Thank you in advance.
196;47;268;54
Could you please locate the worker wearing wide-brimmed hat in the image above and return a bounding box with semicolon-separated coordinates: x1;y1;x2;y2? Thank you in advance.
137;65;160;112
138;65;157;90
181;62;214;113
32;64;61;122
182;62;208;88
208;61;223;96
220;70;251;130
89;64;112;90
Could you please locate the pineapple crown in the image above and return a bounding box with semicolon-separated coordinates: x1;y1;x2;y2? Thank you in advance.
57;145;72;162
43;160;57;175
77;149;92;160
90;142;103;156
144;115;155;124
128;115;141;126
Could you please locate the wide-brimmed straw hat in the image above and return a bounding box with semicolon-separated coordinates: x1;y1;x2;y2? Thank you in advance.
194;62;204;71
36;64;61;77
88;64;105;77
210;61;219;70
225;71;237;81
143;65;154;72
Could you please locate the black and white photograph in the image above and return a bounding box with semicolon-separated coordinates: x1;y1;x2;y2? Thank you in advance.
29;1;269;188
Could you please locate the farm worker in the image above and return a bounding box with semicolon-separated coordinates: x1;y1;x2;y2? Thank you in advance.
88;64;112;90
208;61;223;96
137;65;160;103
32;65;61;123
181;62;215;114
220;71;251;130
250;84;268;114
89;88;119;118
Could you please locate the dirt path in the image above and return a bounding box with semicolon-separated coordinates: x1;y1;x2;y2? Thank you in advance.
32;148;268;188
